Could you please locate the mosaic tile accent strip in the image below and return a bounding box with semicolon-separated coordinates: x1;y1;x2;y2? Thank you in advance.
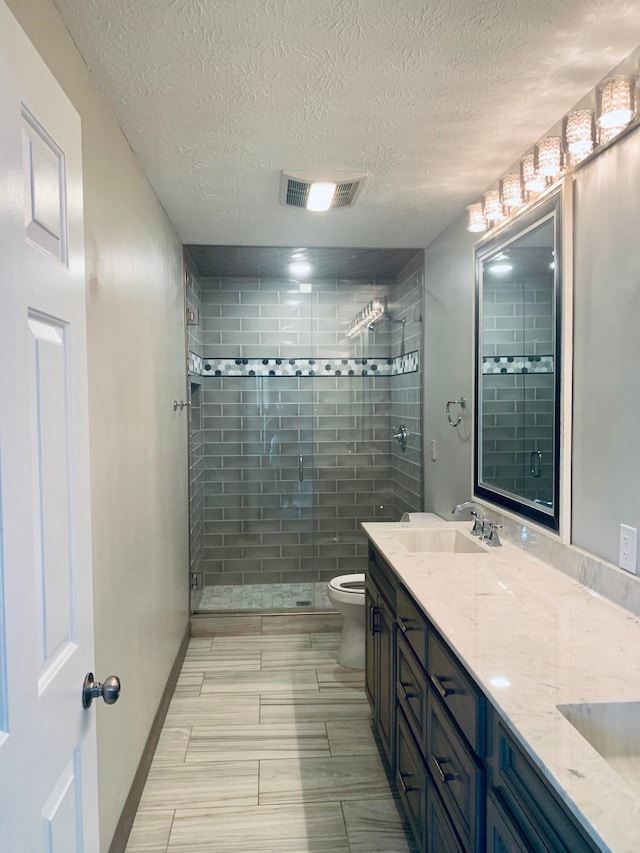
188;350;204;375
392;350;419;375
199;351;419;378
482;355;553;374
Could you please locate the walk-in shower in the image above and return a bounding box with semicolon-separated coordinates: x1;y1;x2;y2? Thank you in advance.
184;247;424;613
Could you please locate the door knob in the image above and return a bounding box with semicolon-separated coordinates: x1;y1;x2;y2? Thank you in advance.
82;672;121;708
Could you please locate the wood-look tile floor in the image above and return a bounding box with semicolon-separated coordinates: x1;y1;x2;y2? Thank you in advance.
126;633;418;853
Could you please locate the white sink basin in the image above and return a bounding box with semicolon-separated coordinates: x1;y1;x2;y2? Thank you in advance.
392;528;487;554
557;701;640;798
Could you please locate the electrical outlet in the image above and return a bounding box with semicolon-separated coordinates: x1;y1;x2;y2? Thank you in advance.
430;439;437;461
619;524;638;574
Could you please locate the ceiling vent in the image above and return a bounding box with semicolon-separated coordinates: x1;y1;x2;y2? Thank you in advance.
279;170;367;210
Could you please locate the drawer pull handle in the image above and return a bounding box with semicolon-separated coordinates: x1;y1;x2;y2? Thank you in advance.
397;681;417;701
433;756;453;784
397;617;416;634
396;770;419;795
369;605;381;635
433;674;453;700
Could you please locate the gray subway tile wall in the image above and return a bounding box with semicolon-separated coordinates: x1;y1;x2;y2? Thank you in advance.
186;253;424;606
481;276;554;503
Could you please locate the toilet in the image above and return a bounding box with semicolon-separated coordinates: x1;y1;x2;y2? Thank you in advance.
327;573;366;669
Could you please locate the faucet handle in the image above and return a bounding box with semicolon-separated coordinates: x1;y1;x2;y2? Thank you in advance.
485;522;503;547
469;510;484;537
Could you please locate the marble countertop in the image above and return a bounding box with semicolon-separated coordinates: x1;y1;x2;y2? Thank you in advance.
362;518;640;852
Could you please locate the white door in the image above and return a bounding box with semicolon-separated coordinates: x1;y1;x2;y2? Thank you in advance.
0;3;101;850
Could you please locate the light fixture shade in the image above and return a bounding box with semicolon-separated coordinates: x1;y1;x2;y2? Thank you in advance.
500;173;523;210
598;123;626;146
520;153;546;193
482;189;505;223
596;75;638;129
466;202;487;233
563;109;595;159
535;136;564;178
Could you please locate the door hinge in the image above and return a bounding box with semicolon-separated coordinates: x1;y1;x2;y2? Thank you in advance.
186;306;199;325
190;572;203;590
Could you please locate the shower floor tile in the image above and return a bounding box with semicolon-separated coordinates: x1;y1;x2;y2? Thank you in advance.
197;581;331;611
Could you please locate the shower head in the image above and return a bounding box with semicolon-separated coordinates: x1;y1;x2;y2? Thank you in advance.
368;313;406;332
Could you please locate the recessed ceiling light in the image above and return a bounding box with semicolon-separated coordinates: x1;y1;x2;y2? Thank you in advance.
489;263;513;274
306;182;337;212
288;260;312;277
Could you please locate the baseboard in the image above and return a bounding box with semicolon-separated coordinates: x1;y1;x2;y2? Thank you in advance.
108;621;191;853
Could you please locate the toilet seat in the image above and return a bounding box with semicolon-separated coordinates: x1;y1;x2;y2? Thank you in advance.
328;573;365;594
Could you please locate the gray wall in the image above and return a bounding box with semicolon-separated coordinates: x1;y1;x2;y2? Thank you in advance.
572;126;640;564
424;218;475;519
423;123;640;572
6;2;190;849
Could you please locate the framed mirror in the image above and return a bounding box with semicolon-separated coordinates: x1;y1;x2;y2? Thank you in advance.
474;187;563;531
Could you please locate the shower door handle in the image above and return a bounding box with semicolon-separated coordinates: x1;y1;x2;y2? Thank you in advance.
298;454;304;481
530;450;542;478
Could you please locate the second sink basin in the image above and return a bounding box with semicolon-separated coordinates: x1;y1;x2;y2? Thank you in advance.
557;701;640;798
393;528;487;554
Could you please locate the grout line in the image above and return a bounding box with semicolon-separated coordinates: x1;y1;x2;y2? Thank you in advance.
165;809;176;853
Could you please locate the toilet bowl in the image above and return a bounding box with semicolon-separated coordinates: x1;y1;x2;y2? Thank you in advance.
327;573;366;669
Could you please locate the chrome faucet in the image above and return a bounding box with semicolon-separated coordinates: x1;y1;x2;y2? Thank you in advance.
452;501;485;537
452;501;503;546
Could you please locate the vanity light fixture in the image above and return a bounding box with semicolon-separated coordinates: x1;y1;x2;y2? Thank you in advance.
500;172;523;210
563;109;595;159
345;298;386;338
535;136;564;178
482;189;505;223
596;75;638;129
466;202;487;233
465;59;639;239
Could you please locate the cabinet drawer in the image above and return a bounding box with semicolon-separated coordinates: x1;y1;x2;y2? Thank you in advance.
427;782;465;853
428;628;484;754
396;706;427;851
494;723;599;853
427;691;483;852
368;544;396;609
486;788;532;853
396;632;428;758
396;585;427;666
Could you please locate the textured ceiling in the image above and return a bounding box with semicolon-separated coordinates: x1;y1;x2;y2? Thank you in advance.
53;0;640;248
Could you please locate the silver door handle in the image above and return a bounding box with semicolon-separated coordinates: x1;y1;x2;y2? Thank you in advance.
82;672;121;708
298;454;304;481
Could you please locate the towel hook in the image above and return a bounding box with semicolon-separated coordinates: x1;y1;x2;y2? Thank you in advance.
446;396;466;428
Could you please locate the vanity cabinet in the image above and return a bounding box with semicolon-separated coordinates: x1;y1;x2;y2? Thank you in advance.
486;714;599;852
366;541;601;853
365;544;397;767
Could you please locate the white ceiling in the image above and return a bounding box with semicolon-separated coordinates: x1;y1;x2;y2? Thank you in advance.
53;0;640;249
